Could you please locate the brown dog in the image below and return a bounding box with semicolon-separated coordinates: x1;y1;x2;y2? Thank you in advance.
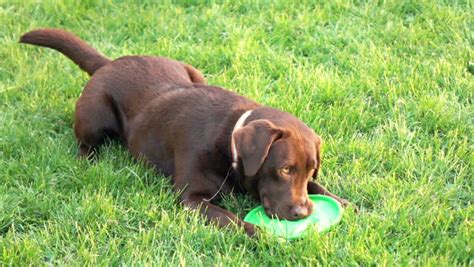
20;29;350;236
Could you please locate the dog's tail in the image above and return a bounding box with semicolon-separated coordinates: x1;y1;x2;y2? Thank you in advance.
20;29;110;76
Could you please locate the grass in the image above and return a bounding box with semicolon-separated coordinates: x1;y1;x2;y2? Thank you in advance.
1;0;472;265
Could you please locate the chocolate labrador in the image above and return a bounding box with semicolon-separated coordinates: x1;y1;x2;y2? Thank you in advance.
20;29;350;236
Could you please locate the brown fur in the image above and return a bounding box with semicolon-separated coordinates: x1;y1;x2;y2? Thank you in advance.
20;29;350;236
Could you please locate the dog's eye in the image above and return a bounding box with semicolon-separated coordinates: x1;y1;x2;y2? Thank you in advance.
280;166;291;175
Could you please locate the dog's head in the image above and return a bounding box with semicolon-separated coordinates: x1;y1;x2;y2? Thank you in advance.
233;110;321;220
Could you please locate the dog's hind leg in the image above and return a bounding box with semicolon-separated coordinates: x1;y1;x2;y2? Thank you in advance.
74;84;121;158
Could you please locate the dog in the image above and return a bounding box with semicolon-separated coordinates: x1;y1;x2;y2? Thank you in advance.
20;29;350;236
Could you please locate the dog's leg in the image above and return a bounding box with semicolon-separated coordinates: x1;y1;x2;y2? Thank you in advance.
181;195;255;236
74;87;120;158
307;181;350;207
173;161;255;236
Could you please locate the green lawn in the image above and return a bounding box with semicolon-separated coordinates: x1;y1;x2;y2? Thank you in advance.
1;0;472;265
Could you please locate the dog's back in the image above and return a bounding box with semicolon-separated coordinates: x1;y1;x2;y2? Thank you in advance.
20;28;207;156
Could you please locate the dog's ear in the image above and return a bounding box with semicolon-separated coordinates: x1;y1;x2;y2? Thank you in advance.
313;134;322;180
233;120;284;177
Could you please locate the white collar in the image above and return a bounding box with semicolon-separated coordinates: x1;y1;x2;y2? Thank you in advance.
231;110;253;169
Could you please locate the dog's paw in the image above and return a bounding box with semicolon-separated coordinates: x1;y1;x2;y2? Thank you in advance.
339;199;359;213
77;145;99;162
244;222;257;237
338;198;350;207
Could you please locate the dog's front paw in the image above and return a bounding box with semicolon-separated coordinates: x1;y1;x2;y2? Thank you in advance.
338;198;350;207
243;222;257;237
339;199;359;213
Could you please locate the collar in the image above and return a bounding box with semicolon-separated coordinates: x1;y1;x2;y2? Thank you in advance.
231;110;253;169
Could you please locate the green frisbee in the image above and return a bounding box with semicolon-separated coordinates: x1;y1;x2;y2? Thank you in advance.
243;195;343;240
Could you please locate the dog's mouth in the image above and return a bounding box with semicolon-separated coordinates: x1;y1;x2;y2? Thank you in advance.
261;194;314;220
261;194;277;217
263;207;297;221
263;204;279;218
261;194;292;220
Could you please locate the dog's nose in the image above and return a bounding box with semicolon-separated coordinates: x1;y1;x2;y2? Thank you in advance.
290;205;310;220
